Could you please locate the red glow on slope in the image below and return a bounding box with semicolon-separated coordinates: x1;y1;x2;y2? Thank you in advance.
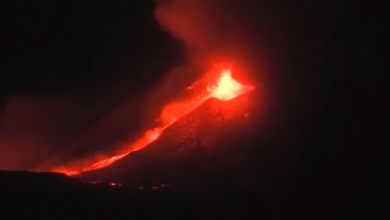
52;67;254;176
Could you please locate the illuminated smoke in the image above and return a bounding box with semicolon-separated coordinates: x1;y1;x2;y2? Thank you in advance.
44;0;257;175
1;0;257;174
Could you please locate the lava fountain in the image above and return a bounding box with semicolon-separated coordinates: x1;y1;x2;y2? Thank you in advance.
51;66;254;176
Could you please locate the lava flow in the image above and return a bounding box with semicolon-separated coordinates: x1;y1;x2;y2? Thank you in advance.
52;67;254;176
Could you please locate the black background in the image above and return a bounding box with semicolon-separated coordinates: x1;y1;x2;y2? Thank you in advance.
0;0;386;219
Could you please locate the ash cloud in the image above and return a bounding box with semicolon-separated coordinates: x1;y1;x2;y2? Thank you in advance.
154;0;257;66
0;97;75;170
0;94;140;171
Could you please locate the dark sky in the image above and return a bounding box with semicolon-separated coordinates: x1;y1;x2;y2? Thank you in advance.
2;0;180;95
0;0;385;213
1;0;184;169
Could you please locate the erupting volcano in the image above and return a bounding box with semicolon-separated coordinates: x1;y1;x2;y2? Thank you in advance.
50;66;254;176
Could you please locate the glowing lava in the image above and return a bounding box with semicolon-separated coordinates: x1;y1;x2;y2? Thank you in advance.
210;69;254;101
51;67;254;176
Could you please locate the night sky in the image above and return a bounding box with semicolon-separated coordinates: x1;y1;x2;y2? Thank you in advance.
0;0;385;216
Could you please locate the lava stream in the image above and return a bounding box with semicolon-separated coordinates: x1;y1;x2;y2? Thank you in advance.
52;68;254;176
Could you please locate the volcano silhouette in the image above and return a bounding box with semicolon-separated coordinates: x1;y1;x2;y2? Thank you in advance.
79;91;260;188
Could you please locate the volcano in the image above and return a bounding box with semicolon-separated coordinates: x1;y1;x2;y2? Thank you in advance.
78;87;259;187
43;66;257;178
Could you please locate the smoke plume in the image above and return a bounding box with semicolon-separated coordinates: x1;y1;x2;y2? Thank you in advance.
1;0;265;173
145;0;263;122
0;97;75;170
154;0;255;66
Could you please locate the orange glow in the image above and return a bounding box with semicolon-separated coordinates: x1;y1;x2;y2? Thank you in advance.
51;67;254;176
210;69;254;101
76;128;163;173
109;182;121;186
